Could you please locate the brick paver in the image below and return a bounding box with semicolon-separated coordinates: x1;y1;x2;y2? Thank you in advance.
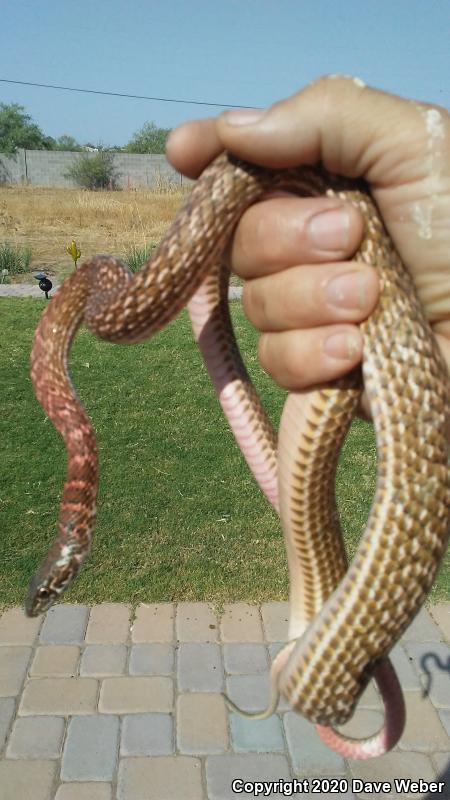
177;693;228;754
117;755;203;800
80;644;127;677
61;715;120;781
220;603;264;642
30;646;80;677
129;643;174;675
260;601;290;642
19;678;98;716
176;603;219;642
388;643;423;690
98;676;173;713
284;711;346;775
223;643;268;674
6;715;65;759
0;646;32;696
229;712;285;753
131;603;174;643
402;608;444;641
225;673;272;713
178;643;223;692
397;692;449;752
439;709;450;737
85;604;132;644
206;754;291;800
348;752;439;798
0;759;57;800
39;606;89;645
430;603;450;640
121;713;173;756
0;607;42;645
55;785;113;800
0;601;448;799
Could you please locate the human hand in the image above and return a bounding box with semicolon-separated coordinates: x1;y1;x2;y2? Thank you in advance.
167;77;450;417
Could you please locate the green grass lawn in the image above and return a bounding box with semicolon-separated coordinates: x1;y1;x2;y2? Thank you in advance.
1;298;448;611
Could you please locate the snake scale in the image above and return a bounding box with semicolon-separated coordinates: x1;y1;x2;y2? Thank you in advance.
26;152;450;759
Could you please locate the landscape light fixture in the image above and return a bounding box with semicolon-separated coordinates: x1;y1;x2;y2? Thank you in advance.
34;273;53;300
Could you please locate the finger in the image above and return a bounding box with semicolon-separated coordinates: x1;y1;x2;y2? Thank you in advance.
243;263;379;332
230;196;364;278
165;118;223;178
215;75;425;181
258;325;363;390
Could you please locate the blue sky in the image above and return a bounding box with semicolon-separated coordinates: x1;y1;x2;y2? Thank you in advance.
1;0;449;147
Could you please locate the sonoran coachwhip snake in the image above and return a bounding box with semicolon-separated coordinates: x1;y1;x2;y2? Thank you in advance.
25;152;450;759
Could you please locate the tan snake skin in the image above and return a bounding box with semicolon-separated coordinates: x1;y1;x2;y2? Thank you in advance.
26;152;450;757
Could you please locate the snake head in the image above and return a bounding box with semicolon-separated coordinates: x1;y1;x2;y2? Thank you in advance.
24;540;85;617
25;574;64;617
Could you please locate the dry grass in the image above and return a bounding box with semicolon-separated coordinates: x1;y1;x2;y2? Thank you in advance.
0;183;190;282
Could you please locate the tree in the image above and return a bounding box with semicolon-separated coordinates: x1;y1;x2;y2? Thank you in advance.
125;121;171;154
54;134;82;151
0;103;55;154
65;150;119;190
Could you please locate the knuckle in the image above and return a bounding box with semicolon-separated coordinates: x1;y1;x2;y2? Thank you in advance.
243;278;269;328
248;205;286;266
283;343;306;383
305;73;363;100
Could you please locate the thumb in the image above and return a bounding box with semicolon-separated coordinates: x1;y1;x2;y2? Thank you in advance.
216;75;442;186
217;76;450;321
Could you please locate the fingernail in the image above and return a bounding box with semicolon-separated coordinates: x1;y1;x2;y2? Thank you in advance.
326;271;368;310
324;331;361;361
223;108;266;126
308;207;350;251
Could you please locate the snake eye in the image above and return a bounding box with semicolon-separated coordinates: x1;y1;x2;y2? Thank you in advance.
38;588;50;598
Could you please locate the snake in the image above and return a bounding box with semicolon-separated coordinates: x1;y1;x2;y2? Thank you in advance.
25;151;450;760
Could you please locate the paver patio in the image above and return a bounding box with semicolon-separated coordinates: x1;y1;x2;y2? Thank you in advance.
0;601;449;799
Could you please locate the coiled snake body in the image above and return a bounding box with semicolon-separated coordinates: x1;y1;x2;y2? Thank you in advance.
26;152;450;759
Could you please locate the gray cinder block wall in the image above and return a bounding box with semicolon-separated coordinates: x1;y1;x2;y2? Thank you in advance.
0;149;188;189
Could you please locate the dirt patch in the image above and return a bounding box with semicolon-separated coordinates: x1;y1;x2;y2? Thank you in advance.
0;184;188;282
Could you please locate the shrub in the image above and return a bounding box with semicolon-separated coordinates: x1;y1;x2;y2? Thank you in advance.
0;241;32;274
65;151;119;190
124;242;157;272
125;242;157;272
